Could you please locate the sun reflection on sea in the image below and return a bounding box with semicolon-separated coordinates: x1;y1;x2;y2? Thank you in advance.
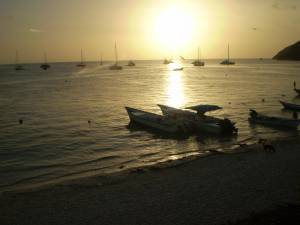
166;71;186;108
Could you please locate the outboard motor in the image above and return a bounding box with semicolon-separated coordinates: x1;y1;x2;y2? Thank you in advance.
220;118;238;134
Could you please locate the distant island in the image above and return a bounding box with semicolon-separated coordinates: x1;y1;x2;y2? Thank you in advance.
273;41;300;60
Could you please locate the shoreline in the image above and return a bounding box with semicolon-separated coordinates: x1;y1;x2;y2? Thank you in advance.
1;136;300;225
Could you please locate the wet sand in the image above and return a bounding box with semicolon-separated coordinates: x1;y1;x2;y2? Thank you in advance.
1;137;300;225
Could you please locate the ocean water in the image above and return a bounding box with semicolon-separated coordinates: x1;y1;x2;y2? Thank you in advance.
0;59;299;192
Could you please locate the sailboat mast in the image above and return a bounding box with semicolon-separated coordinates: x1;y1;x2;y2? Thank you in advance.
15;50;19;65
227;44;230;61
44;52;47;64
115;42;118;65
80;49;84;64
198;47;199;61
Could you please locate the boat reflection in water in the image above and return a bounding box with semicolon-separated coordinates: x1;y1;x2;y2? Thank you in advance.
166;70;185;108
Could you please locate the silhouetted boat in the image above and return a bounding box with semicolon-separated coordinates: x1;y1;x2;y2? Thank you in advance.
77;49;86;67
40;52;50;70
15;50;24;71
110;42;122;70
125;107;186;133
220;44;235;65
127;60;135;66
192;47;205;66
158;104;237;134
163;59;173;64
173;67;183;71
248;109;300;129
295;88;300;95
279;101;300;111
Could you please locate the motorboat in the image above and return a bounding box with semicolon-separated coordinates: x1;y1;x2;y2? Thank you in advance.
248;109;300;129
279;101;300;111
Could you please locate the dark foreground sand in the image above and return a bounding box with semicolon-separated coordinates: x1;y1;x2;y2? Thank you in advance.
1;137;300;225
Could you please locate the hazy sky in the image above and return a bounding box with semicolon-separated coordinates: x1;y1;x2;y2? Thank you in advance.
0;0;300;64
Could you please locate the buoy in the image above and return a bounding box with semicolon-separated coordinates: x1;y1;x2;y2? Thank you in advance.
88;120;91;124
19;119;23;124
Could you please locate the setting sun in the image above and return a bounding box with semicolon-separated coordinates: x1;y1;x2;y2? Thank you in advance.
154;7;196;52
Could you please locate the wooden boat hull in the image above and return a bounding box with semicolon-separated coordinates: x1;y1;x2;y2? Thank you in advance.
279;101;300;111
125;107;183;133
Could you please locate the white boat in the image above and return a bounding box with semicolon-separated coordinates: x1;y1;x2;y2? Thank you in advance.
77;49;86;67
157;104;237;134
15;50;24;71
279;101;300;111
192;47;205;66
248;109;300;129
220;44;235;65
110;42;122;70
173;67;183;71
125;107;188;133
40;52;51;70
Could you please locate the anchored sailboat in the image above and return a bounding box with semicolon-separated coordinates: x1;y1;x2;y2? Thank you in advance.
220;44;235;65
40;52;51;70
77;49;86;67
99;53;103;66
192;47;205;66
15;50;24;71
109;42;122;70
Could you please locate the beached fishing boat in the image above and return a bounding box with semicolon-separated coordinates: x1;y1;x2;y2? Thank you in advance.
157;104;237;134
220;44;235;65
40;52;51;70
110;42;122;70
192;47;205;66
248;109;300;129
125;107;188;133
279;101;300;111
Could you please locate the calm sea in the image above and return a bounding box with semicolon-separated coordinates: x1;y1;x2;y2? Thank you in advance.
0;59;299;192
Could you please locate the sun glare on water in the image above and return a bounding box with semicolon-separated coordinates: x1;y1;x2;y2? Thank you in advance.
155;7;195;51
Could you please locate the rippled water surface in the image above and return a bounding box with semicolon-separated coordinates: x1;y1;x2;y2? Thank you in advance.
1;59;300;192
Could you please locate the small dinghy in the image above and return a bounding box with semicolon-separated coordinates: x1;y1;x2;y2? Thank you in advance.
125;107;189;134
279;101;300;111
248;109;300;129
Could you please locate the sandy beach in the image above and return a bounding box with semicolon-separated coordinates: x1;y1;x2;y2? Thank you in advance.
1;136;300;225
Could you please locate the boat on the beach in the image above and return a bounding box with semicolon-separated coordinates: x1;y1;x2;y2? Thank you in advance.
158;104;238;134
40;52;51;70
127;60;135;66
110;42;122;70
77;49;86;67
248;109;300;129
220;44;235;65
192;47;205;66
125;107;189;134
279;101;300;111
15;50;24;71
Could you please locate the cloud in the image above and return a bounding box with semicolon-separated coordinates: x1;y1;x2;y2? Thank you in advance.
29;28;46;33
272;3;297;10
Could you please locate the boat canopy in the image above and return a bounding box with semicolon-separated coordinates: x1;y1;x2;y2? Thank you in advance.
185;104;222;114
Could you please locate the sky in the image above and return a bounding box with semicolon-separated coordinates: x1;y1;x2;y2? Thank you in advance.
0;0;300;64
